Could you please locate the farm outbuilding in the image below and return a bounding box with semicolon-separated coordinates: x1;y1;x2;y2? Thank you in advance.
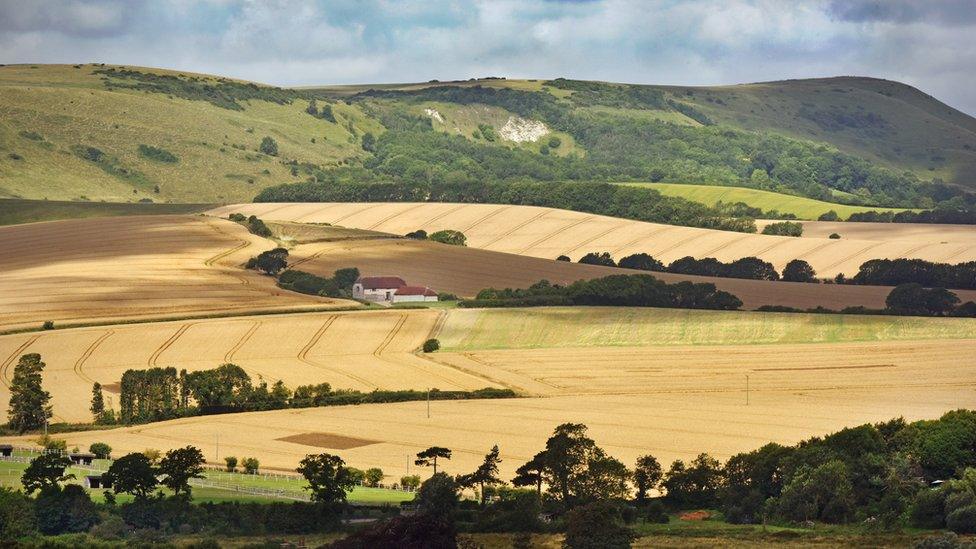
68;452;95;465
85;475;111;489
392;286;438;303
352;276;406;302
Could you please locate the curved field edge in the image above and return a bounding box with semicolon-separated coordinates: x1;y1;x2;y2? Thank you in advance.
434;307;976;350
619;182;910;220
0;199;213;226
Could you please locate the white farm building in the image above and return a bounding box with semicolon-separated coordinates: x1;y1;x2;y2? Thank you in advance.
352;276;438;303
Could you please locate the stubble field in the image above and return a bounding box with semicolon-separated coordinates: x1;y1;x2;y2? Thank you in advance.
0;215;344;332
210;202;976;277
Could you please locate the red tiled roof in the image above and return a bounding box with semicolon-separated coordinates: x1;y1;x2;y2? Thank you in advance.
394;286;438;297
357;276;406;290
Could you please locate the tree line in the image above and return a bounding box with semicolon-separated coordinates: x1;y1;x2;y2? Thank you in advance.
256;178;758;233
462;275;743;311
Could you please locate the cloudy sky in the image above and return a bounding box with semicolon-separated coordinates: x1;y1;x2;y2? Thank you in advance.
2;0;976;114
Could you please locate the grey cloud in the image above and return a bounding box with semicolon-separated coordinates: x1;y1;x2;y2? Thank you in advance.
828;0;976;25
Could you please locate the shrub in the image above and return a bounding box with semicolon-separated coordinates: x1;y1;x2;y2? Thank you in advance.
423;339;440;353
429;229;467;246
42;320;54;330
89;442;112;459
619;253;664;271
948;505;976;534
556;255;570;262
548;136;561;148
829;233;841;239
564;501;636;549
578;251;616;267
225;456;238;472
242;457;259;474
137;144;178;163
405;229;427;240
761;221;803;237
818;210;840;221
248;248;288;276
644;500;670;523
259;137;278;156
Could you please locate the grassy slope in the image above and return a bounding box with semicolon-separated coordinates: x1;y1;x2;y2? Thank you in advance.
651;77;976;188
0;64;381;203
0;198;211;226
620;182;909;219
437;307;976;350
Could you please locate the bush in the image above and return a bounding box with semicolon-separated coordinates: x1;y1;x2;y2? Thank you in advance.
578;251;616;267
564;501;636;549
548;136;561;148
948;505;976;534
619;253;664;271
89;442;112;459
259;137;278;156
42;320;54;330
761;221;803;237
556;255;570;261
818;210;840;221
224;456;238;472
0;487;37;539
137;144;178;163
829;233;841;239
242;457;259;474
405;229;428;239
429;229;467;246
248;247;288;276
423;339;440;353
644;500;670;523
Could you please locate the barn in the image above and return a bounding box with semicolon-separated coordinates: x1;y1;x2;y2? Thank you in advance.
392;286;439;303
352;276;406;302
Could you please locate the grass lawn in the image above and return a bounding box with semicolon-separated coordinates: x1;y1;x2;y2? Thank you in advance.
437;307;976;350
0;459;413;505
617;182;909;220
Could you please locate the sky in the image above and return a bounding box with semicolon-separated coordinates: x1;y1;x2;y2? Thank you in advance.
2;0;976;115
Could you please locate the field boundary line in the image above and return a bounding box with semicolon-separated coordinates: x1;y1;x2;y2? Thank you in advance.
148;323;194;367
1;335;42;388
73;330;114;384
415;351;531;395
516;215;596;255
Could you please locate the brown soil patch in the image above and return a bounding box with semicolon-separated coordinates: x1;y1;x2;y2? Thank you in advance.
276;432;380;450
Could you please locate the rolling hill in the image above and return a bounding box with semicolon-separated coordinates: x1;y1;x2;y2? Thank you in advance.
3;64;975;212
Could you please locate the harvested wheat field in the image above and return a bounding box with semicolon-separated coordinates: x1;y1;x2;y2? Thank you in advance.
0;215;346;332
286;237;976;309
209;202;976;277
0;309;500;423
33;306;976;479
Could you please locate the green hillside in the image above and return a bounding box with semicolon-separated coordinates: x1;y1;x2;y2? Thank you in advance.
3;65;975;217
620;182;909;220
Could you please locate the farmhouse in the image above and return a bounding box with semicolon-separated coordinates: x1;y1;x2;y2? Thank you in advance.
393;286;439;303
352;276;407;302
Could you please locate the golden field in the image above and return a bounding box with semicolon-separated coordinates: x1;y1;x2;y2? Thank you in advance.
0;309;498;423
209;202;976;277
9;306;973;479
0;215;344;332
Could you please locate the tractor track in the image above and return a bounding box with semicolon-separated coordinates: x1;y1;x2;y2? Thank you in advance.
0;335;42;388
516;215;595;255
73;330;114;385
479;210;551;249
296;316;376;388
148;323;194;367
224;321;262;363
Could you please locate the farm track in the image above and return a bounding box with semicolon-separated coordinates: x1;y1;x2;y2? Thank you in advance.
296;315;377;388
148;323;194;367
366;203;429;230
562;222;629;256
478;210;551;248
224;321;262;363
72;330;114;385
516;215;596;255
0;335;41;388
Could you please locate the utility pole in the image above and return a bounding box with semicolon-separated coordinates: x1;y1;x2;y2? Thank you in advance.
746;374;750;406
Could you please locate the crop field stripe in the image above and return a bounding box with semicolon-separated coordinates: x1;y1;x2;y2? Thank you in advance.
72;330;114;384
290;203;347;223
516;215;596;255
893;242;933;260
698;233;756;258
295;315;378;388
562;222;630;256
148;323;194;367
650;230;712;257
418;204;468;229
937;243;976;263
608;226;676;256
331;203;382;225
817;241;886;273
0;335;41;388
223;321;262;363
428;310;449;340
460;205;512;232
792;239;841;262
365;203;429;230
479;209;552;248
203;234;251;267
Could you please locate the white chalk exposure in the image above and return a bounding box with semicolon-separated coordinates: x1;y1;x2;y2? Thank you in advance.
499;116;549;143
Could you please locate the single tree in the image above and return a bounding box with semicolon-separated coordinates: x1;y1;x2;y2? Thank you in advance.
512;451;546;496
364;467;384;487
415;472;459;517
90;382;105;421
21;453;74;495
259;136;278;156
89;442;112;459
7;353;53;433
361;132;376;152
415;446;452;474
249;248;289;276
103;453;158;500
242;457;260;474
782;259;817;283
158;446;206;498
297;453;356;512
224;456;238;472
634;454;663;503
458;445;505;505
